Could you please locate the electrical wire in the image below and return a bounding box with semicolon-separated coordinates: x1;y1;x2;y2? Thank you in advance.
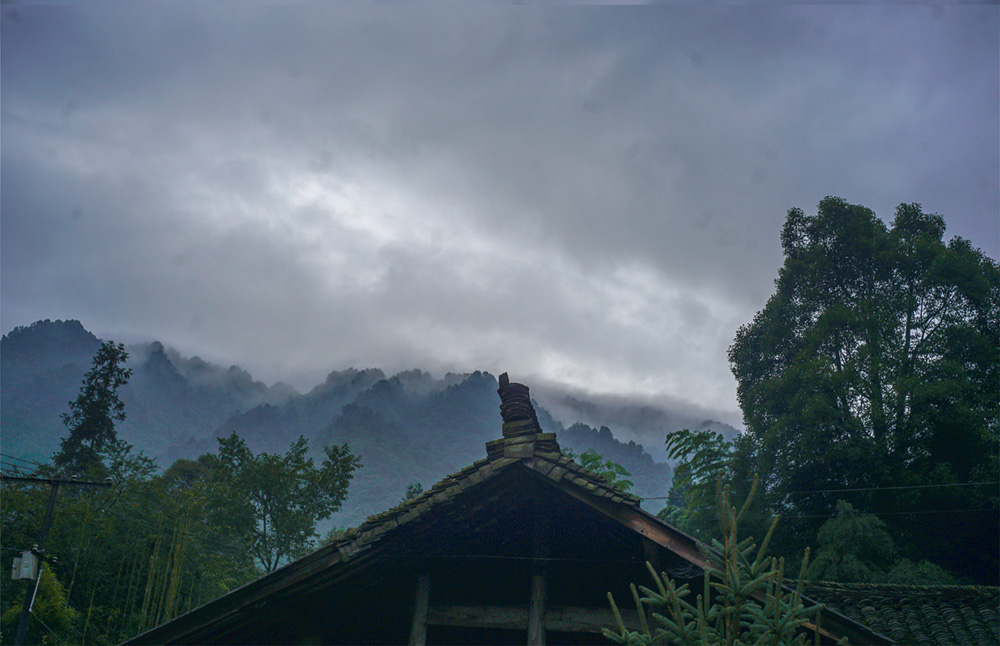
791;507;996;520
0;452;45;466
765;481;1000;496
640;480;1000;500
29;609;67;646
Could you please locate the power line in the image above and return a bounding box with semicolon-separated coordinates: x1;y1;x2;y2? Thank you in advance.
792;507;996;520
641;480;999;500
1;467;34;478
29;608;67;646
0;453;45;467
1;474;111;487
766;481;1000;496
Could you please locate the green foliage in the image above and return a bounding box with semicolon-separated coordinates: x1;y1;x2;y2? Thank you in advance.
661;429;733;538
401;482;424;503
1;457;259;645
562;447;634;493
883;559;957;586
1;567;80;645
728;197;1000;581
206;433;362;572
807;501;897;583
606;478;833;646
560;423;672;506
807;501;956;585
52;341;134;477
322;526;350;545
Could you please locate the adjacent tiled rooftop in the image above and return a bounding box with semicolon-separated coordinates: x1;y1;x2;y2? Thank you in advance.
804;581;1000;646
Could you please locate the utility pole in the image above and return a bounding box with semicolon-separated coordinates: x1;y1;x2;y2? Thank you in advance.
3;474;112;646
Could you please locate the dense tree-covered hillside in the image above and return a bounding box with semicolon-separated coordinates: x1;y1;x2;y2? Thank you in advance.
2;320;685;527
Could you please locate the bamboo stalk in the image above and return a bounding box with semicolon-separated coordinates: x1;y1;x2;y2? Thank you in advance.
138;534;162;631
81;580;98;644
104;528;132;638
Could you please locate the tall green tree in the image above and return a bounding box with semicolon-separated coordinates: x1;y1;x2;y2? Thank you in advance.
206;433;362;572
53;341;133;476
728;197;999;580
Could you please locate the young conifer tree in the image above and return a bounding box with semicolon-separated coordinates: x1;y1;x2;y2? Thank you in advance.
605;477;837;646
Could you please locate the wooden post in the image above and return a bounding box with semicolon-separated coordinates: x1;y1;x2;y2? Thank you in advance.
527;573;547;645
527;500;548;646
409;574;431;646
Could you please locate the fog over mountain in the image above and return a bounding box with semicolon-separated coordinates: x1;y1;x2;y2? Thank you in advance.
3;319;738;523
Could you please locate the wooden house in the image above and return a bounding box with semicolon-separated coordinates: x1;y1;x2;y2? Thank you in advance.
125;375;890;645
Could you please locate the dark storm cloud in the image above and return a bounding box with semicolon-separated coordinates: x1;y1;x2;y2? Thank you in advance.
3;4;997;422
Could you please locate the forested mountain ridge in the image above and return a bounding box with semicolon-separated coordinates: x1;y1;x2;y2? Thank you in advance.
539;391;739;448
1;321;294;465
560;423;672;505
2;319;692;525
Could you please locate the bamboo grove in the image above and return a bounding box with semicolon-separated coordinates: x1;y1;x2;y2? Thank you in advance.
1;464;258;645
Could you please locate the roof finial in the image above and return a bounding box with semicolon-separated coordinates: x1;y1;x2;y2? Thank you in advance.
497;372;539;433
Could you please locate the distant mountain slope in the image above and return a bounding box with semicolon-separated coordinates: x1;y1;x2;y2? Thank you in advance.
119;341;296;464
209;367;387;455
1;320;103;461
3;319;689;526
558;423;672;513
0;321;293;463
537;392;740;457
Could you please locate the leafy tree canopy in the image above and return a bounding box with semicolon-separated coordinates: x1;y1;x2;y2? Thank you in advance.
205;433;362;572
563;447;634;493
808;501;956;585
728;197;999;580
659;429;734;538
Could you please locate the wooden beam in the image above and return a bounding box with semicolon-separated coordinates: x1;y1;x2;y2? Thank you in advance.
408;575;431;646
427;604;639;634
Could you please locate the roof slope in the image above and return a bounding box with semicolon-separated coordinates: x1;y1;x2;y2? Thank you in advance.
334;423;639;555
804;582;1000;646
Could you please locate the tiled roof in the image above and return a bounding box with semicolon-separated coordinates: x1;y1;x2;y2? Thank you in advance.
331;427;641;559
803;581;1000;646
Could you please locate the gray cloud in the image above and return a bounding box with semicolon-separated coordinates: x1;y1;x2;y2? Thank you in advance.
3;5;997;425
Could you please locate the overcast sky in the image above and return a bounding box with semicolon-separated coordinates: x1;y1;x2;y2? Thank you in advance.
2;4;997;427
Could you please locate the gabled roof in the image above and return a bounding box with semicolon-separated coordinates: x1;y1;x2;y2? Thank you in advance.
124;375;888;646
803;581;1000;646
334;423;638;556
